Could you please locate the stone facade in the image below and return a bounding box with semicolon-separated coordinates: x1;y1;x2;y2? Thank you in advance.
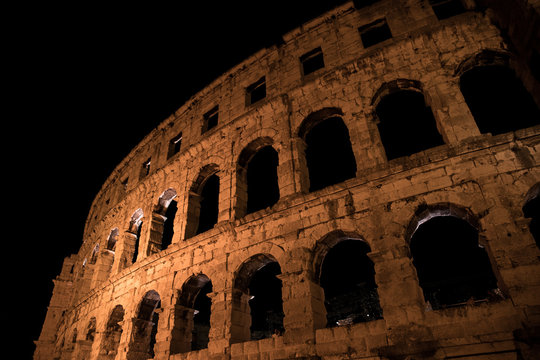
35;1;540;359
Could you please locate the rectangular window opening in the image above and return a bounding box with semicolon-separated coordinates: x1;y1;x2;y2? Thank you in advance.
301;47;325;76
359;18;392;48
246;77;266;106
167;132;183;159
202;106;219;134
429;0;466;20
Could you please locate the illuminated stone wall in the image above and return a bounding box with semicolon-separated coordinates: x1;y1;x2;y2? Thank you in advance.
35;1;540;359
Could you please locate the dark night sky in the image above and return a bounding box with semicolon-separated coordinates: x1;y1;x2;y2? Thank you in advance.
12;1;349;358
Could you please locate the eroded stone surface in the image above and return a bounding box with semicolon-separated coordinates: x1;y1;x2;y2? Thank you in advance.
35;1;540;359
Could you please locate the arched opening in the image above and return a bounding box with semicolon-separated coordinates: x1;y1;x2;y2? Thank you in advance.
318;238;382;327
185;165;220;239
128;209;144;263
523;183;540;248
171;275;213;354
197;175;219;234
98;305;124;360
460;65;540;135
162;200;177;249
374;83;444;160
300;109;357;192
127;291;161;360
237;139;280;217
410;215;498;309
231;254;284;343
106;228;119;251
150;188;178;253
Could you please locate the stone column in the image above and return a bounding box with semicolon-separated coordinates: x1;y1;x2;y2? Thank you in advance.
425;78;480;144
111;233;137;275
206;287;230;357
90;250;115;289
147;213;166;256
289;137;310;194
151;308;169;360
72;339;92;360
125;318;155;360
278;270;326;345
228;288;252;344
169;304;195;355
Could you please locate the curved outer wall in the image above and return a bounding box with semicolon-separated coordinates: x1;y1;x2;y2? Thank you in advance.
36;1;540;359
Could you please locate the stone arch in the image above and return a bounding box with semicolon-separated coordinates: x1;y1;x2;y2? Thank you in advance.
297;107;357;192
405;202;481;243
230;253;284;343
457;49;540;135
127;290;161;360
98;305;124;360
148;188;178;254
311;230;382;327
185;164;220;239
170;274;213;354
523;182;540;248
406;203;499;309
371;79;444;160
235;137;280;218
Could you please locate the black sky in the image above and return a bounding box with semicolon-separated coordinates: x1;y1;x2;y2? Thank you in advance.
13;1;349;358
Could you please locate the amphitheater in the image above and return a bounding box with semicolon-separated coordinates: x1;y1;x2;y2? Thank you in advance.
35;1;540;359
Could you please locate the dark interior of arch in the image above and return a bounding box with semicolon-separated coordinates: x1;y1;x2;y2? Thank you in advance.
410;216;498;309
523;195;540;248
196;174;220;235
376;89;444;160
460;65;540;135
107;229;119;251
191;280;213;351
162;200;178;250
320;239;382;326
248;261;284;340
305;116;357;192
132;290;161;358
246;146;280;214
102;305;124;355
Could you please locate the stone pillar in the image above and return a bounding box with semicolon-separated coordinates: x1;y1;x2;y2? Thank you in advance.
169;304;195;355
151;308;169;360
228;288;252;344
126;318;155;360
184;192;202;239
111;233;137;275
147;213;165;256
279;270;326;345
369;248;425;328
90;250;115;289
217;170;231;224
72;339;92;360
206;288;230;357
290;138;310;194
232;166;248;219
426;78;480;144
